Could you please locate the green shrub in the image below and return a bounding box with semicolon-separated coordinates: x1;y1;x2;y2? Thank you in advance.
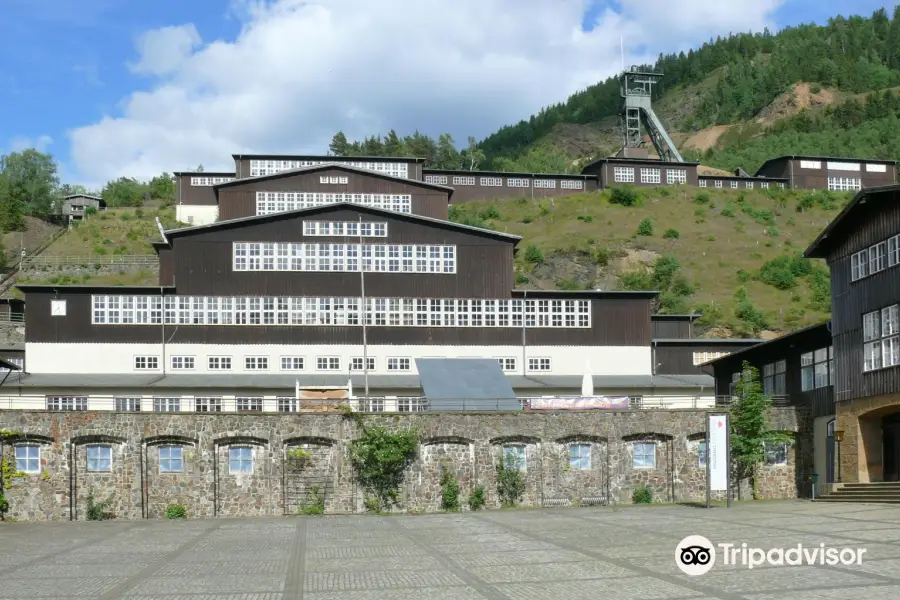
300;486;325;515
663;228;680;239
496;452;525;507
609;185;639;206
810;83;822;94
521;215;533;223
757;254;813;290
636;217;653;236
557;278;584;290
766;226;779;237
694;192;710;205
468;485;486;511
84;206;97;216
348;425;419;512
165;504;187;519
120;212;132;221
721;205;734;217
577;214;593;223
539;205;550;216
440;466;461;512
514;273;529;285
93;246;108;255
478;205;501;220
632;485;653;504
86;487;113;521
694;207;705;217
524;245;545;264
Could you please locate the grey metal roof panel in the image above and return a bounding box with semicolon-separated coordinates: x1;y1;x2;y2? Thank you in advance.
215;162;451;192
416;358;516;400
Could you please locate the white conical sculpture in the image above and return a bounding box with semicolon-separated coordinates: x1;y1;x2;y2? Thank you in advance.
347;377;354;399
581;360;594;397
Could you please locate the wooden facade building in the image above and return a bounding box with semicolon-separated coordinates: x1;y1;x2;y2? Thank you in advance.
755;156;898;191
580;157;700;189
421;169;598;204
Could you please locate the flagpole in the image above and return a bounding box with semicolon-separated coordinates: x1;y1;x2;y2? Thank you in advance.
359;215;369;398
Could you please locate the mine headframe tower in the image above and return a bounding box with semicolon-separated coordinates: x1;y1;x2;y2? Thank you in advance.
620;68;684;163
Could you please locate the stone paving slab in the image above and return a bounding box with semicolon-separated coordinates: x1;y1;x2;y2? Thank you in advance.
1;501;899;599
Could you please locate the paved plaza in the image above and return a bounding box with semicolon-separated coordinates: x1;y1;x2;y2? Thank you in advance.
2;501;899;599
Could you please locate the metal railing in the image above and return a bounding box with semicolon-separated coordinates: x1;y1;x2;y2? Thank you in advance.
21;255;158;268
0;314;24;325
0;394;804;414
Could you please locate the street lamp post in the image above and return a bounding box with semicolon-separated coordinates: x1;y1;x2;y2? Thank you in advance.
834;430;844;483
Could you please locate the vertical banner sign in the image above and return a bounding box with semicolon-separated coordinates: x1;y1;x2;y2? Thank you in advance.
708;414;728;492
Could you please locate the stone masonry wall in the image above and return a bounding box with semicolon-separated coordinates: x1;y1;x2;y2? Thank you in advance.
0;407;809;521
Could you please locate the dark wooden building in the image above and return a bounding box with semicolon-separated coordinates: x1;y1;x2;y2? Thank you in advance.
653;338;762;376
421;169;598;204
705;321;836;484
698;174;788;191
580;157;700;188
755;156;898;191
805;185;900;483
173;171;236;225
651;314;698;339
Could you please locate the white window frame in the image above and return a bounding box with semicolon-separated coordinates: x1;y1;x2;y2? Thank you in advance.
666;169;687;185
507;178;530;188
170;356;195;370
280;356;304;371
745;181;754;189
866;163;887;173
236;397;263;412
451;176;475;186
208;356;232;370
641;167;661;184
632;442;656;469
245;356;268;371
387;357;411;371
195;397;222;412
533;179;556;189
560;180;583;190
316;356;341;371
15;444;40;474
424;174;448;185
153;397;180;412
730;181;738;189
801;347;833;391
229;447;253;474
46;396;88;411
351;357;375;371
115;397;141;412
827;161;860;172
869;242;886;274
232;242;457;274
800;160;822;169
159;446;184;473
714;180;723;189
134;356;159;370
496;357;517;372
762;360;787;396
255;191;412;215
827;177;861;192
865;305;900;371
86;445;112;472
760;182;769;189
698;179;707;188
568;443;591;470
692;351;729;365
613;167;635;183
480;177;503;187
527;357;551;372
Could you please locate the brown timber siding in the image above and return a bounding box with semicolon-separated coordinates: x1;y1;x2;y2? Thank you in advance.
233;158;424;181
698;177;786;190
158;247;174;286
582;160;699;189
826;191;900;402
760;158;898;190
175;175;221;206
216;168;449;221
651;319;692;339
653;343;748;375
166;207;513;297
24;290;653;347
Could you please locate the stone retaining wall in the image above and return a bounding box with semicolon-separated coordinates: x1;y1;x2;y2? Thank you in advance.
0;408;810;521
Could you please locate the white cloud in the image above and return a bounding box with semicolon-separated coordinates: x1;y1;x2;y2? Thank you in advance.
8;135;53;153
67;0;782;182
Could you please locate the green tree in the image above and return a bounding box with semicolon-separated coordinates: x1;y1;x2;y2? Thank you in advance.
0;171;25;233
729;362;793;500
102;177;147;207
148;173;175;203
462;136;485;171
329;131;351;156
382;130;405;157
0;149;60;220
435;133;461;169
348;424;419;512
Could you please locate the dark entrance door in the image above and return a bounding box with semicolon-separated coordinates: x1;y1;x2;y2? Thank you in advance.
882;413;900;482
826;419;835;483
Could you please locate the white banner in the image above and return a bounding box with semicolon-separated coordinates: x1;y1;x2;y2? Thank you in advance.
708;414;728;492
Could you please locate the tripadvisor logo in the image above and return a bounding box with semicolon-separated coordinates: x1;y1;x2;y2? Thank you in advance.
675;536;866;575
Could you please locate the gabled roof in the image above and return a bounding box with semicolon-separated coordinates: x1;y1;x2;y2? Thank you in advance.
160;202;522;244
702;321;832;369
804;185;900;258
423;168;596;180
215;162;453;194
755;155;899;175
233;154;427;163
63;194;103;201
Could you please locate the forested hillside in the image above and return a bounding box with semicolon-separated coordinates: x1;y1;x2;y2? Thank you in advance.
329;7;900;173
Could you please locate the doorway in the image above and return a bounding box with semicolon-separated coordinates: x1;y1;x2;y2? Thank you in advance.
882;413;900;482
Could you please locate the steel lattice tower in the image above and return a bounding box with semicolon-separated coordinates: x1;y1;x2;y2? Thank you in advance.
620;68;684;163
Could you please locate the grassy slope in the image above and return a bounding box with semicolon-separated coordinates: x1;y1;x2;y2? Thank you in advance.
449;187;846;334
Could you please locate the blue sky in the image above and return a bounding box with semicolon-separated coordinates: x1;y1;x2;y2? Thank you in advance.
0;0;895;186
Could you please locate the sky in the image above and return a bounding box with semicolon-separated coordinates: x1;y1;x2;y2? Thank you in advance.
0;0;895;188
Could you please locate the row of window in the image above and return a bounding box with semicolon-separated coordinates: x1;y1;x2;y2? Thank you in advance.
424;175;584;190
13;439;790;478
190;176;235;186
302;221;387;237
801;346;834;391
849;233;900;282
319;176;349;185
91;296;593;328
698;179;777;189
691;351;730;366
613;167;687;185
249;160;409;178
137;355;548;373
46;396;429;413
232;242;456;274
863;304;900;372
799;160;886;173
255;192;412;216
827;177;861;192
